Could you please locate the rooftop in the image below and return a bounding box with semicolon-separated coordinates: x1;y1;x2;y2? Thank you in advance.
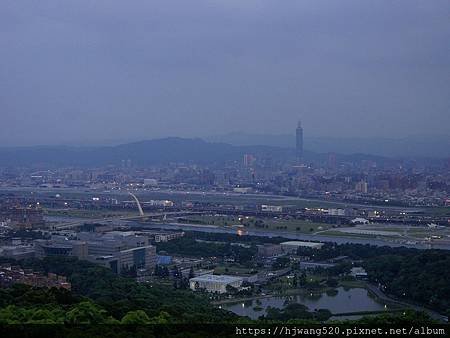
280;241;324;247
189;274;243;283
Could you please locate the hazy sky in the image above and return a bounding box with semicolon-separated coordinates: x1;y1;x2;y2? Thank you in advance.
1;0;449;146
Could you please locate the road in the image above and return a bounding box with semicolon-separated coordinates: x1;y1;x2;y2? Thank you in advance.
52;211;205;230
130;221;450;250
0;186;426;212
365;283;448;323
45;212;450;250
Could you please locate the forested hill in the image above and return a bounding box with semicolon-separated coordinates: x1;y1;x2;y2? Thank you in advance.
294;242;450;317
0;138;290;167
0;256;237;324
0;137;416;168
0;255;437;327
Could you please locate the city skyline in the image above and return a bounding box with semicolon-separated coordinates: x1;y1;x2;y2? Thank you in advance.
0;0;449;333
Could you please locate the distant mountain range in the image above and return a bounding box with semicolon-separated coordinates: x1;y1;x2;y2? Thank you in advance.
0;135;447;168
207;133;450;159
0;138;291;167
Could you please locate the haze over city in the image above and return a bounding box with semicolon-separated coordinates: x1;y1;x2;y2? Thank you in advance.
1;0;449;146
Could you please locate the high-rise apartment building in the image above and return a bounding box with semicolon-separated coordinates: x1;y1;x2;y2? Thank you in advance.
296;120;303;162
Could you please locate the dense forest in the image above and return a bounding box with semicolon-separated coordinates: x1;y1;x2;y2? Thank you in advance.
0;257;237;324
364;251;450;316
156;237;257;264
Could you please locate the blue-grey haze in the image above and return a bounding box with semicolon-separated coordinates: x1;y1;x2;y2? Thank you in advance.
1;0;449;146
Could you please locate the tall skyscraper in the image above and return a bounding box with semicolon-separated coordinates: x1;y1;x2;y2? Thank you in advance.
243;154;256;167
296;120;303;162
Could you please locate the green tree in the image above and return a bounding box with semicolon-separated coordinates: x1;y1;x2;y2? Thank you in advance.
148;311;171;324
65;301;114;324
121;310;151;324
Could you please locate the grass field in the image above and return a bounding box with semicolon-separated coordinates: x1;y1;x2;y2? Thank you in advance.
4;187;342;209
318;230;387;239
262;219;333;233
422;207;450;217
214;264;258;276
45;208;134;219
182;215;333;234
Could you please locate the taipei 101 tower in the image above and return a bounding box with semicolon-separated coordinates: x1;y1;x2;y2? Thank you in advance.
296;120;303;163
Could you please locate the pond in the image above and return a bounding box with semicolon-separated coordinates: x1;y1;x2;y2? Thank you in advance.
222;287;388;320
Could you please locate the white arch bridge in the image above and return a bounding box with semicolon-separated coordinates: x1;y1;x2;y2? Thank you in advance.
54;193;204;230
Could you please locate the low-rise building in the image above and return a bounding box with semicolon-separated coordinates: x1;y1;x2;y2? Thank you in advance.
261;205;283;212
280;241;324;253
78;231;157;273
34;239;88;259
137;230;184;243
257;244;283;257
0;206;45;229
233;187;252;194
299;261;336;270
156;255;172;265
189;274;243;293
0;245;35;260
118;245;156;272
350;267;368;279
0;264;71;290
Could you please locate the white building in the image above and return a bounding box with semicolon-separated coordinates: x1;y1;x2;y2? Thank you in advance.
261;205;283;212
350;267;368;279
189;274;243;294
280;241;324;253
143;179;158;187
327;208;345;216
233;187;252;194
144;200;174;207
351;218;370;225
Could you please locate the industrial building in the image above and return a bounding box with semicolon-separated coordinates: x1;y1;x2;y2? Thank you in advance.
118;246;156;271
34;239;88;259
33;231;156;274
257;243;283;258
78;231;156;274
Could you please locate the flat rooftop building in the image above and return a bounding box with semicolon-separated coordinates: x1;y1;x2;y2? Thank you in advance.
299;261;336;270
34;239;88;259
0;245;35;260
280;241;324;253
257;243;283;258
77;231;156;273
350;267;368;279
189;274;243;294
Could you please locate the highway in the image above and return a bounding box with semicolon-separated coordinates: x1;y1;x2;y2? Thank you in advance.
53;211;205;230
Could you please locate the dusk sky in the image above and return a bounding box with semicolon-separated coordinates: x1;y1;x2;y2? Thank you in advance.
1;0;449;146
